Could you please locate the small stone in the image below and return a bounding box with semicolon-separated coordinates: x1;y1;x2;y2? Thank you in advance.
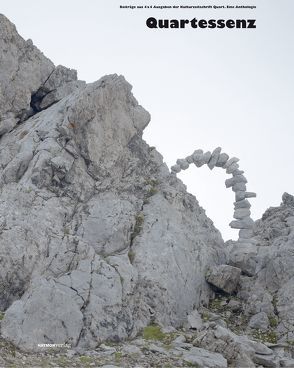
183;347;227;368
186;309;203;330
249;312;269;331
245;192;257;198
121;344;141;355
235;191;246;202
148;343;167;354
192;150;204;166
206;264;241;294
225;175;247;188
226;163;239;174
207;147;222;170
224;157;239;169
239;229;254;239
194;154;206;167
230;217;254;229
279;358;294;367
232;169;244;176
216;152;229;167
234;208;251;219
234;199;251;209
202;151;211;164
171;164;181;173
185;155;194;164
176;158;189;170
172;335;186;345
227;299;242;312
232;183;247;192
253;353;279;368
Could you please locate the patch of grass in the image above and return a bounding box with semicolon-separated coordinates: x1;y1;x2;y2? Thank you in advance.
0;312;4;320
130;213;144;243
145;179;159;187
186;362;200;367
252;329;278;344
55;356;69;367
269;315;278;328
146;187;158;198
79;355;93;366
128;250;135;264
202;311;210;322
115;351;122;362
143;324;166;341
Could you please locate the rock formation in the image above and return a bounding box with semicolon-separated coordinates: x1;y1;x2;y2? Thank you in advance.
1;14;294;368
0;14;225;351
171;147;256;240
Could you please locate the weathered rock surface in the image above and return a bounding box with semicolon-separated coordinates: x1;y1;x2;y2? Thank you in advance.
227;192;294;347
0;15;225;351
206;264;241;294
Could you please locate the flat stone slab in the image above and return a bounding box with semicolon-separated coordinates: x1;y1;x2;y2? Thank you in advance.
234;199;251;209
207;147;222;170
234;208;251;219
216;152;229;167
183;347;227;368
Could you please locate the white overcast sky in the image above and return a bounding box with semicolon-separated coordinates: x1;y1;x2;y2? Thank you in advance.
1;0;294;240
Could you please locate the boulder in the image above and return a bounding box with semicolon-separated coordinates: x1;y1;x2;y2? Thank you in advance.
248;312;270;331
206;265;241;294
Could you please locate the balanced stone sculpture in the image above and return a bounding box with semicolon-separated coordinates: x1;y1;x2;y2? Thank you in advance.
171;147;256;241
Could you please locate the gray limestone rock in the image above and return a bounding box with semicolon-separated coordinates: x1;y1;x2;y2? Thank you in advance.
225;175;247;188
171;164;181;173
0;116;18;136
234;208;251;220
224;157;239;169
207;147;221;170
183;347;227;368
226;162;239;174
0;16;226;352
239;229;254;239
176;158;189;170
202;151;211;164
229;242;257;276
234;199;251;209
232;169;245;176
248;312;270;331
232;182;247;192
192;150;205;167
245;192;257;198
230;217;254;229
206;265;241;294
185;309;203;330
185;155;194;164
215;152;229;167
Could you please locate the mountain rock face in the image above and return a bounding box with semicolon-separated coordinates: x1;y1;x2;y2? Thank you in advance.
0;14;225;351
236;193;294;343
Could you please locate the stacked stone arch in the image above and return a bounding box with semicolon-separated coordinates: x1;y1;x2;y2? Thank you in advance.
171;147;257;242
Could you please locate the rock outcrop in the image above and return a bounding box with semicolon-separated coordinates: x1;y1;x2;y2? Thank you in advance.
0;14;225;351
